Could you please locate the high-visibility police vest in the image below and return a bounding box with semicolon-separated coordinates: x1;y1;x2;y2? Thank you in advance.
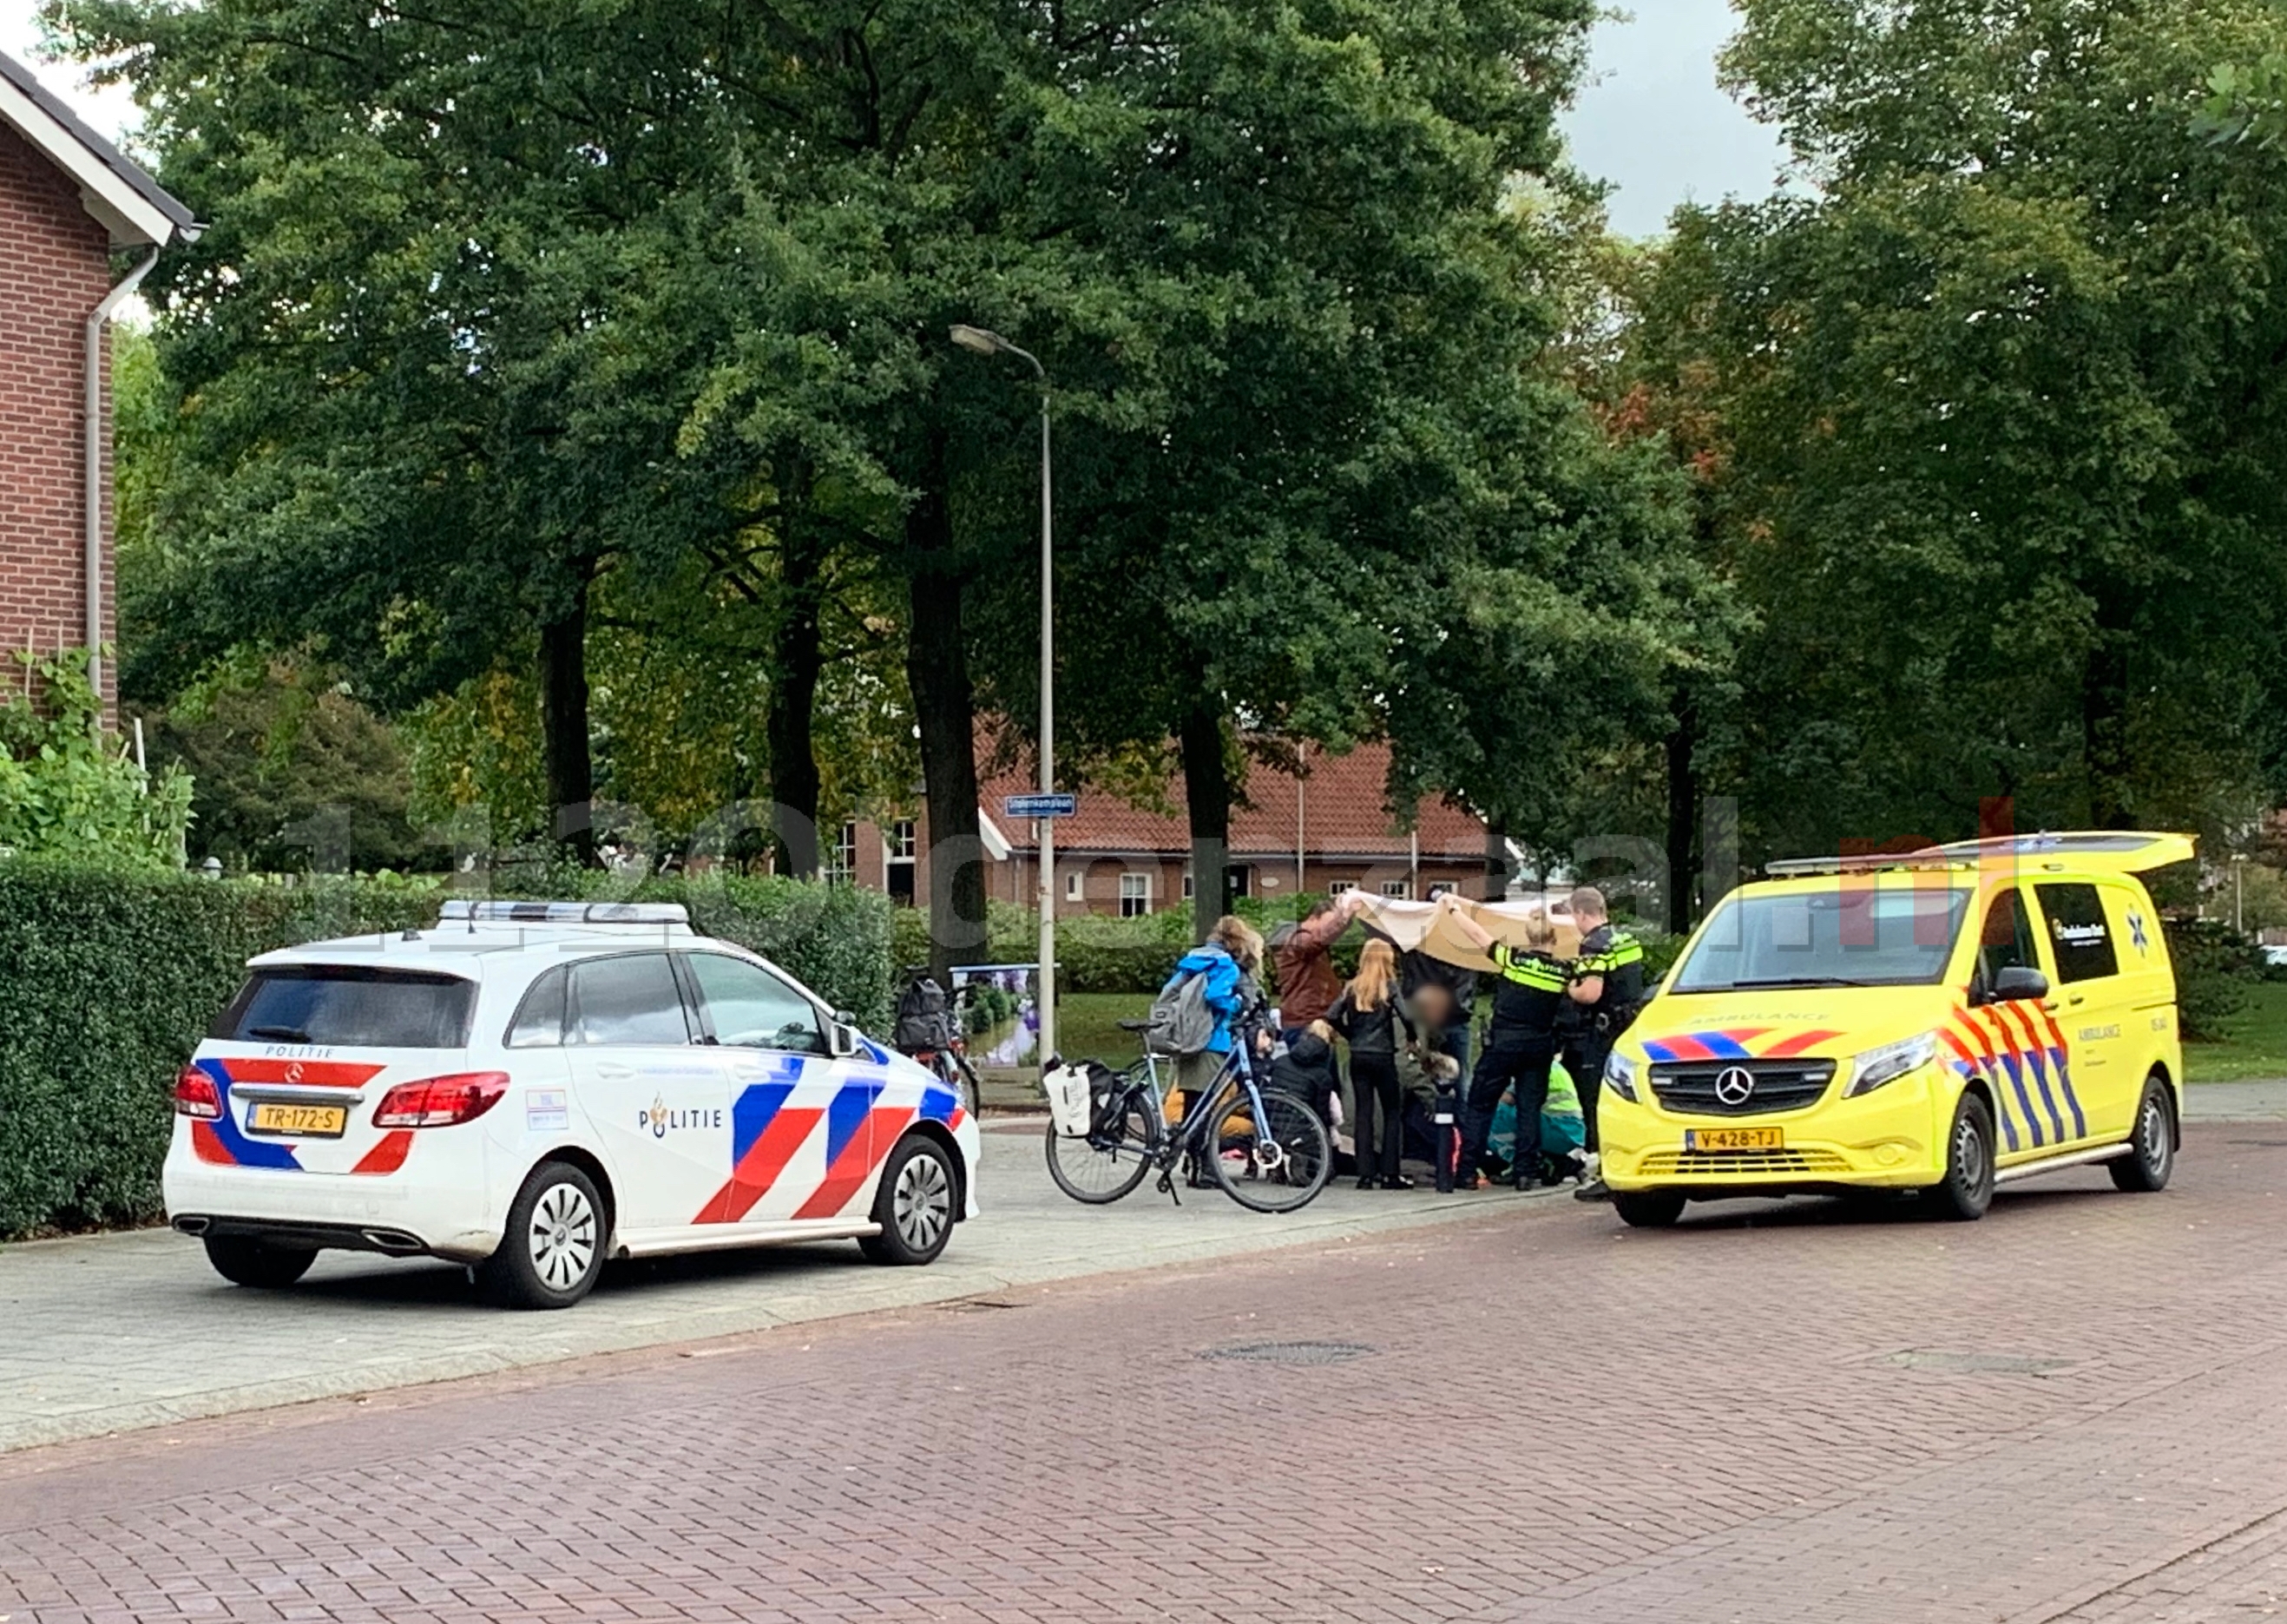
1488;943;1567;1037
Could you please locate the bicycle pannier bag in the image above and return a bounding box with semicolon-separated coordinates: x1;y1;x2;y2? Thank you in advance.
1146;970;1215;1057
893;976;955;1050
1044;1063;1094;1137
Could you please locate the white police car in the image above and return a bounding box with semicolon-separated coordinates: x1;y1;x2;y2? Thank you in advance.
165;901;981;1308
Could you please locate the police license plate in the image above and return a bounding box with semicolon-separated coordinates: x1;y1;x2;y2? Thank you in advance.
1684;1127;1783;1153
246;1102;347;1139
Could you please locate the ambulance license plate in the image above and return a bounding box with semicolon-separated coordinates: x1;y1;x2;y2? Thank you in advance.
1684;1127;1782;1153
247;1102;347;1139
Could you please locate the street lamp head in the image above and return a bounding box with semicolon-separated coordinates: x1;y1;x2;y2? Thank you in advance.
950;323;1006;356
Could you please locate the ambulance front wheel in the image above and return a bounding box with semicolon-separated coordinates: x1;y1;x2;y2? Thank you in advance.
1613;1189;1686;1229
1923;1092;1996;1221
2109;1075;2175;1193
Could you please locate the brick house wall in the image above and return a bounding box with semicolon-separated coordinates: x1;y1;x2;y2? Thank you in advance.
0;120;113;697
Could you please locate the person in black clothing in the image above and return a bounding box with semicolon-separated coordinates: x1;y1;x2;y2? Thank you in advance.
1267;1021;1340;1131
1563;885;1646;1201
1398;887;1479;1078
1438;892;1567;1191
1326;938;1414;1190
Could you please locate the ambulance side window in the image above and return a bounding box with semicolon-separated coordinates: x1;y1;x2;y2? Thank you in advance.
2038;883;2119;984
1975;888;2039;998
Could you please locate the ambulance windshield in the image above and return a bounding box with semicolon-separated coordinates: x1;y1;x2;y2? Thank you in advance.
1671;885;1972;993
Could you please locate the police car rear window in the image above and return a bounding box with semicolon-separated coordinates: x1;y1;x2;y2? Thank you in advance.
213;966;477;1049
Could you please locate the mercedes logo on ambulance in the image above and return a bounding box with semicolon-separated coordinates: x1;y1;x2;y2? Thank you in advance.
1714;1066;1758;1107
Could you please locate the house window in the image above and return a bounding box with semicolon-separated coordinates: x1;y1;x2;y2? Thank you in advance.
824;821;858;887
1181;870;1193;900
1381;879;1413;899
1328;881;1355;896
885;819;917;905
1064;871;1082;901
1120;872;1151;918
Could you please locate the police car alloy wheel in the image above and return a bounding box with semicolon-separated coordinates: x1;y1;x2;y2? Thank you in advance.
859;1135;956;1266
479;1161;608;1309
2110;1076;2176;1193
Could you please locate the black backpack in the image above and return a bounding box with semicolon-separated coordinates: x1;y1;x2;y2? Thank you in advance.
893;976;955;1050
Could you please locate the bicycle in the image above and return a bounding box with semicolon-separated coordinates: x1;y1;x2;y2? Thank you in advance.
1044;1022;1333;1213
892;966;987;1118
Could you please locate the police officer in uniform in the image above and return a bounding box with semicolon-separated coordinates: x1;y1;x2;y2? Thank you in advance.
1437;893;1566;1191
1563;885;1645;1201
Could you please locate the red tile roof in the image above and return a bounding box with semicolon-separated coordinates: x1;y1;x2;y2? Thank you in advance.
978;740;1486;861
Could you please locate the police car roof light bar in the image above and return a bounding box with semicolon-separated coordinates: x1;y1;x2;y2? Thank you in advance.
1762;851;1977;878
436;900;691;927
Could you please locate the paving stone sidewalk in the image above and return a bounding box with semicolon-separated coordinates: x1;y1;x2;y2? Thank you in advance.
0;1121;1543;1451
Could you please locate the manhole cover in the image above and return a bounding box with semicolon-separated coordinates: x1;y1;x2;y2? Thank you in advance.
940;1299;1027;1313
1886;1349;2075;1377
1197;1341;1375;1365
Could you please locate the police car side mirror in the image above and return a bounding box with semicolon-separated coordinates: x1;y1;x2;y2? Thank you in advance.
1990;966;2049;1003
828;1018;861;1059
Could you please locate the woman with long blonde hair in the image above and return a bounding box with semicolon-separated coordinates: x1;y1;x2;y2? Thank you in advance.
1328;938;1413;1189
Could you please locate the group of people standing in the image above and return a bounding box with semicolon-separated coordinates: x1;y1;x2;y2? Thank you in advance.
1251;884;1645;1198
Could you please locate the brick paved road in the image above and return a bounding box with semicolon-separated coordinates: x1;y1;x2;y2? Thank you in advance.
8;1123;2287;1623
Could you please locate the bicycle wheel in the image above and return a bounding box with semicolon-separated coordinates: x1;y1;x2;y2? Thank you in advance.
1045;1092;1157;1205
1206;1087;1333;1213
951;1050;987;1118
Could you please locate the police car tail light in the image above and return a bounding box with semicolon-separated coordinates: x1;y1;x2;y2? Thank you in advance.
173;1067;221;1120
372;1071;510;1128
1843;1032;1938;1098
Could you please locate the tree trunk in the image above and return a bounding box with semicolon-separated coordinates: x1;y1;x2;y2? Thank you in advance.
767;503;825;878
1483;819;1511;902
539;566;595;863
905;440;987;987
1664;692;1699;933
1181;701;1232;943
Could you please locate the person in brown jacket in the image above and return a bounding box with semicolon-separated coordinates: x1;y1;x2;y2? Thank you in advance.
1273;891;1365;1042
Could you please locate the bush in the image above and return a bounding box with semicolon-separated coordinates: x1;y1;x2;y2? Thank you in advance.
0;864;890;1238
2169;916;2264;1043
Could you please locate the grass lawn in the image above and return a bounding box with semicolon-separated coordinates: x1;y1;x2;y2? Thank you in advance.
2185;980;2287;1083
1047;990;1159;1068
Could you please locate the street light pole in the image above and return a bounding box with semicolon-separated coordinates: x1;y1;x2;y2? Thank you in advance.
950;325;1056;1069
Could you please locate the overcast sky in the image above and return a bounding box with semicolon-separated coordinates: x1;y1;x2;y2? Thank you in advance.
1;0;1787;239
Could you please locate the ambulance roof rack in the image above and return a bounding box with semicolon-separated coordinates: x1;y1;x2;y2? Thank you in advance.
1765;832;2190;879
1763;850;1975;878
437;899;691;927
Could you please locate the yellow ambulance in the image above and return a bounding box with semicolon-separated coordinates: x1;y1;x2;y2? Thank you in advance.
1598;832;2192;1227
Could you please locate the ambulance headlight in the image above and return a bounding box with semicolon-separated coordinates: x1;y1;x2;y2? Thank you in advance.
1844;1031;1938;1098
1603;1051;1641;1103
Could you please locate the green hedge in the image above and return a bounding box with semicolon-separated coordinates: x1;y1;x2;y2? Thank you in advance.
0;865;890;1239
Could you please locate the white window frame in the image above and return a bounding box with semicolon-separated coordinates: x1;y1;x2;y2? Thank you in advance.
1181;870;1194;900
824;820;858;887
888;819;917;860
1380;878;1413;899
1119;871;1151;918
1064;871;1082;901
1327;880;1355;896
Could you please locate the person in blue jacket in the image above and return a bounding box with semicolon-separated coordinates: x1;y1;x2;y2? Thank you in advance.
1164;914;1269;1101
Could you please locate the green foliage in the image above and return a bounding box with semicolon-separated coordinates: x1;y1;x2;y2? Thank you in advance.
0;649;192;868
0;864;886;1236
0;865;434;1236
1617;0;2287;865
154;657;433;872
2169;916;2264;1044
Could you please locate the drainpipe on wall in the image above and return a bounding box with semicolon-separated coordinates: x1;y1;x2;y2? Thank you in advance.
85;246;162;710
